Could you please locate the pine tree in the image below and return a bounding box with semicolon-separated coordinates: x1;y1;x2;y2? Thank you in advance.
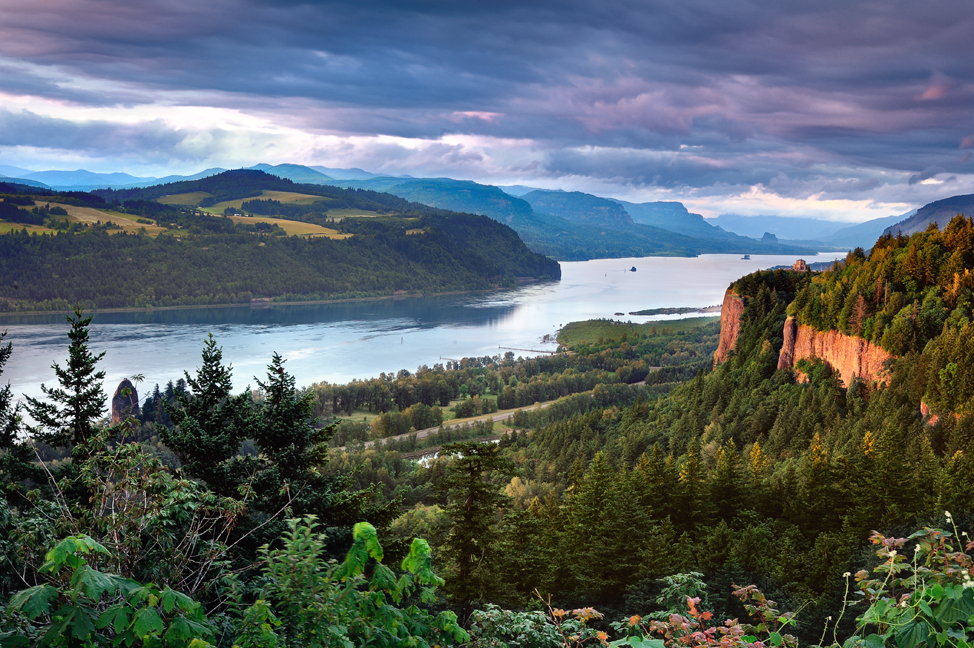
709;442;744;522
160;333;255;496
25;307;107;456
438;441;515;608
0;332;20;449
253;353;323;480
678;437;706;530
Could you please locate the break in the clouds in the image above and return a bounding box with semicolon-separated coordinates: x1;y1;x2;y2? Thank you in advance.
2;0;974;220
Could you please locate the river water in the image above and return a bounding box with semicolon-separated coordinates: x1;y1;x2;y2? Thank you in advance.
0;253;844;404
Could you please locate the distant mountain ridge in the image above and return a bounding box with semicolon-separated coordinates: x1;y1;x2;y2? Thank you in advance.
11;159;971;257
882;194;974;236
322;176;814;260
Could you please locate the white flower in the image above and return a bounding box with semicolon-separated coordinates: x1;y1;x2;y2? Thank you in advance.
946;511;953;520
914;545;922;553
889;550;898;557
843;572;851;578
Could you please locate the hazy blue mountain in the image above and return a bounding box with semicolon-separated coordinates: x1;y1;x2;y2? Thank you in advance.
248;163;333;184
330;176;812;260
112;168;226;189
23;169;153;188
616;200;736;240
0;165;34;177
330;177;538;222
1;167;226;191
0;175;50;189
522;190;633;228
824;213;911;248
498;184;544;197
882;194;974;236
150;168;226;185
310;166;378;180
709;214;846;240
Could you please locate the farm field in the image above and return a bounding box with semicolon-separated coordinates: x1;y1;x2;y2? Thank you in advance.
35;202;168;236
157;191;213;206
224;214;350;238
201;190;329;214
324;208;381;219
0;222;57;235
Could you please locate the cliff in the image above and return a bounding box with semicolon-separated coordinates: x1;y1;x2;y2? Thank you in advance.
776;316;893;387
713;289;745;366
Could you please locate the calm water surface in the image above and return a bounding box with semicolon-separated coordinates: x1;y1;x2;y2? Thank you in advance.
0;253;844;403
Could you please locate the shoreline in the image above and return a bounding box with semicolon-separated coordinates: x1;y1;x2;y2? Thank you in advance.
0;287;512;319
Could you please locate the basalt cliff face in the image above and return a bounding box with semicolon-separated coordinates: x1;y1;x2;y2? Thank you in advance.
713;289;745;366
713;291;894;386
776;316;893;387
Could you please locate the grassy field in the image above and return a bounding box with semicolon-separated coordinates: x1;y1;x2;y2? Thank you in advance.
558;316;720;346
0;222;57;235
324;208;381;220
37;202;168;236
201;190;330;214
224;214;350;239
157;192;212;206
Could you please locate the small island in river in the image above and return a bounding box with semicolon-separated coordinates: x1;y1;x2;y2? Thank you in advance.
629;304;721;316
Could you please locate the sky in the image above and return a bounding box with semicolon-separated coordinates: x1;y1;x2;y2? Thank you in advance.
2;0;974;221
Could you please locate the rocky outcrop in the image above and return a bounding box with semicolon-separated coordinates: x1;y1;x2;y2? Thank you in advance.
111;378;140;423
776;316;893;387
713;290;745;366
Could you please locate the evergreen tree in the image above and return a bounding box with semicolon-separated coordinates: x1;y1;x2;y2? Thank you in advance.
253;353;322;480
160;333;256;496
438;441;515;608
709;442;744;522
564;452;651;600
25;307;107;457
0;332;19;449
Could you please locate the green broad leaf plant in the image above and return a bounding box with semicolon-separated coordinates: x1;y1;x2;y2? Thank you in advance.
1;534;216;647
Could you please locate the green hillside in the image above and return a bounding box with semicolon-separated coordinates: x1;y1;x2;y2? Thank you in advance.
332;176;814;260
0;171;559;311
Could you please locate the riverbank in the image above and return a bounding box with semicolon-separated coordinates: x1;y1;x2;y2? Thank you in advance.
0;287;509;320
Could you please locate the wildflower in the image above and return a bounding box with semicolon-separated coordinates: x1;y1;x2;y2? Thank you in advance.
946;511;953;521
915;544;921;553
889;550;897;557
597;631;608;643
843;572;851;578
629;615;642;626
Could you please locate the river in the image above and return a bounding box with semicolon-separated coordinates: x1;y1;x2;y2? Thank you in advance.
0;253;845;404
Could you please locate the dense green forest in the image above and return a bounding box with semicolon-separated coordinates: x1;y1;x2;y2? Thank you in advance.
0;221;973;646
0;172;560;311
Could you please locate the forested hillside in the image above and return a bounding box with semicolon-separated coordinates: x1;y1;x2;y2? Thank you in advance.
0;172;560;311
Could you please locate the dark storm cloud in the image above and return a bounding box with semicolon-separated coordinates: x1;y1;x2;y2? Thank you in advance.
2;0;974;200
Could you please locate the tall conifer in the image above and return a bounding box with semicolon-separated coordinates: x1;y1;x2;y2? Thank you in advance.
25;308;107;456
